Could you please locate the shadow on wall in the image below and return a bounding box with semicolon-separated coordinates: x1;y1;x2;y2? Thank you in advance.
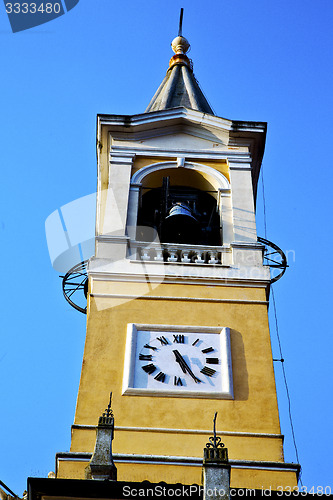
230;329;249;401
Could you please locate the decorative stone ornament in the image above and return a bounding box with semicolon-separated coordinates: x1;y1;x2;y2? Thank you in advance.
85;394;117;481
171;35;190;54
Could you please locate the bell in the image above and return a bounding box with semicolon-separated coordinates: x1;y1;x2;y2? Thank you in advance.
165;202;198;223
162;203;199;244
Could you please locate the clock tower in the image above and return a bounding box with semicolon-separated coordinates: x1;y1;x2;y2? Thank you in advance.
56;30;299;490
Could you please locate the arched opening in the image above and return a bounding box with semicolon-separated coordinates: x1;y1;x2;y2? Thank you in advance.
136;167;221;246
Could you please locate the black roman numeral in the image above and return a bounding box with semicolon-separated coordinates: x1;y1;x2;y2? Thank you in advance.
200;366;216;377
206;358;219;364
174;376;183;386
192;338;200;346
139;354;153;361
154;371;166;383
144;343;157;351
157;336;169;345
173;334;185;344
142;363;156;375
202;347;214;354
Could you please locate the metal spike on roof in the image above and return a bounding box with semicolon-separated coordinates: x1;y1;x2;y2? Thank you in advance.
145;10;214;115
178;8;184;37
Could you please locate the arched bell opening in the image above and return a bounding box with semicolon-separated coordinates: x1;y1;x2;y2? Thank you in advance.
137;169;221;246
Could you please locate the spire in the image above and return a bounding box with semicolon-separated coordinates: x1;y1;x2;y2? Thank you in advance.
145;11;214;115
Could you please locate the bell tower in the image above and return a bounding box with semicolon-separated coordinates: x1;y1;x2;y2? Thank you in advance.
56;26;299;490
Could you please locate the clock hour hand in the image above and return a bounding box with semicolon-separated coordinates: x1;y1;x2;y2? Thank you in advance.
173;349;201;383
173;349;187;374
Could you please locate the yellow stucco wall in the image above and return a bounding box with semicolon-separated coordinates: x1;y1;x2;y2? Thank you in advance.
59;280;297;487
75;282;280;433
74;283;279;434
70;426;283;461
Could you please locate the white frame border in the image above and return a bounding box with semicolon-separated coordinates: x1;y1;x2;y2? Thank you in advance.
122;323;233;399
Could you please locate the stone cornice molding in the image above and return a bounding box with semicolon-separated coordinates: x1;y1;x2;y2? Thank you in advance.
98;107;266;136
111;144;252;162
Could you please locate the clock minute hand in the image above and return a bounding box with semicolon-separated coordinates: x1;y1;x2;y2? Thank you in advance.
173;349;201;384
173;349;187;374
173;349;193;377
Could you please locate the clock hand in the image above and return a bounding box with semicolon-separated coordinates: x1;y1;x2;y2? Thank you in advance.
173;349;191;375
173;350;201;383
173;349;187;374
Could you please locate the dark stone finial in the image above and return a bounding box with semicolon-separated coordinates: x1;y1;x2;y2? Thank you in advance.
85;392;117;481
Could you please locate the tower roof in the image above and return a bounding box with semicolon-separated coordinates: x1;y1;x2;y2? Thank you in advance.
145;35;214;115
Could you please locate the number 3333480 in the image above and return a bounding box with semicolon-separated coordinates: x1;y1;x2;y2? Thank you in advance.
5;3;62;14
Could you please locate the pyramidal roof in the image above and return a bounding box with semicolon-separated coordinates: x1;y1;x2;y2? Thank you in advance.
145;35;214;115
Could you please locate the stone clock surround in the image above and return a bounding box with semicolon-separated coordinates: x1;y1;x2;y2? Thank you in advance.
122;323;233;399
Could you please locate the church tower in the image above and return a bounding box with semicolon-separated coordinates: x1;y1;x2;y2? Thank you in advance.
56;27;299;490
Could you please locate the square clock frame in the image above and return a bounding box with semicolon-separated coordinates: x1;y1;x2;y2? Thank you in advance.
122;324;233;399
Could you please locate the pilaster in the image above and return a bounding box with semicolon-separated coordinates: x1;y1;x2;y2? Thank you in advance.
229;162;257;244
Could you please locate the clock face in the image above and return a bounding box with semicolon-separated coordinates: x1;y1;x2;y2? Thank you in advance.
122;324;233;399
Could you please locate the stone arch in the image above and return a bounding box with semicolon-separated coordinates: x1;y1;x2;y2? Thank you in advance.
131;161;230;191
127;160;233;245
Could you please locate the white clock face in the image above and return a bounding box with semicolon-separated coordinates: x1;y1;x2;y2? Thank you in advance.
122;324;233;399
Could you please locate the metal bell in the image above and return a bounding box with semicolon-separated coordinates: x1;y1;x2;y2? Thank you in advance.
165;202;198;222
162;202;199;244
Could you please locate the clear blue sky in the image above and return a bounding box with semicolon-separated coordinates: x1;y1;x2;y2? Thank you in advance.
1;0;332;494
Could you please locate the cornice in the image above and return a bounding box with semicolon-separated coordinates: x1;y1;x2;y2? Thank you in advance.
88;270;270;288
98;107;266;137
110;144;252;162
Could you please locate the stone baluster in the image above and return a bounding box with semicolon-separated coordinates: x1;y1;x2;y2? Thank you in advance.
194;251;206;264
141;247;151;261
181;250;192;263
208;251;219;264
167;248;179;262
154;248;164;262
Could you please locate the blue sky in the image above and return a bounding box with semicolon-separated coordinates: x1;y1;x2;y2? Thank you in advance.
1;0;333;494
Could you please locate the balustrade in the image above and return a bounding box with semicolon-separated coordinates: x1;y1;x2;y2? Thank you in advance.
132;241;228;265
